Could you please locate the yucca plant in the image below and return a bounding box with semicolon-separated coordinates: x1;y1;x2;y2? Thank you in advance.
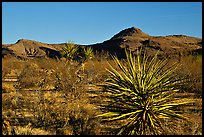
60;41;79;62
96;49;191;135
77;47;94;72
82;47;94;62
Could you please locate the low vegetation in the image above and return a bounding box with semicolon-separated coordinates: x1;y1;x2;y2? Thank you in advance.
2;47;202;135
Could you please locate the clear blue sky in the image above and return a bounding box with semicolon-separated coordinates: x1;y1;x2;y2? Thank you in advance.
2;2;202;45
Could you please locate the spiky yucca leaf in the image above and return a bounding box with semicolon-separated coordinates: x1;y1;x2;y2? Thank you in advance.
96;49;191;135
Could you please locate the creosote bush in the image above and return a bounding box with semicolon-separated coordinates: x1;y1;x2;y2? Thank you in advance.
96;49;191;135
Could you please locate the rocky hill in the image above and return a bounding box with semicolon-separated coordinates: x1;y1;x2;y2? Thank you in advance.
2;27;202;59
87;27;202;58
2;39;66;59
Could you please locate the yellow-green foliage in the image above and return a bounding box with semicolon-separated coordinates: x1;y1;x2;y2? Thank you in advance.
60;41;79;61
83;47;94;62
97;49;192;135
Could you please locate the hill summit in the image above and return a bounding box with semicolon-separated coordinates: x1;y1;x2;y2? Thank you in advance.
111;27;149;39
88;27;202;57
2;27;202;59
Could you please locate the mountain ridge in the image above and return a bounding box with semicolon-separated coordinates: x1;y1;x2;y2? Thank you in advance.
2;27;202;59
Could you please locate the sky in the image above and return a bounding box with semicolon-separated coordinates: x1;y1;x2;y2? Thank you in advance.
2;2;202;45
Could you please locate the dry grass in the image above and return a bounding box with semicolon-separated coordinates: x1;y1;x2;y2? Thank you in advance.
174;55;202;95
2;53;202;135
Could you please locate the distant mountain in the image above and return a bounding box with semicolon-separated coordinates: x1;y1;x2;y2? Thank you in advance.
2;27;202;59
2;39;65;59
87;27;202;58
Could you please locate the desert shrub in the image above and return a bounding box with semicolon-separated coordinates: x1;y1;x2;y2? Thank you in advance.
2;119;14;135
33;57;60;70
174;55;202;95
2;83;15;93
3;78;101;135
94;50;111;61
96;49;191;135
77;59;110;85
15;58;63;90
162;114;202;135
15;62;48;90
2;91;24;111
13;126;51;135
2;57;24;79
30;87;100;135
13;58;101;135
3;114;52;135
2;63;11;79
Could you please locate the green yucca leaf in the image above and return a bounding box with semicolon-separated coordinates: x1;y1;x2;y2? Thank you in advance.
96;112;119;118
158;109;189;121
105;110;143;121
